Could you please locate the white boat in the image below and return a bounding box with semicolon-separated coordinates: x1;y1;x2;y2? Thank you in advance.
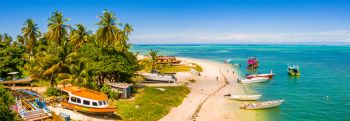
226;95;262;101
240;100;284;110
141;73;176;82
239;77;270;84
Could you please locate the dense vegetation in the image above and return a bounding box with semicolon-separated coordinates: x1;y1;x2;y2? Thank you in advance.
0;85;18;121
115;86;190;121
0;10;141;90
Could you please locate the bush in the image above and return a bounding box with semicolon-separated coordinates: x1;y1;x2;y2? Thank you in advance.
100;84;120;100
45;87;61;97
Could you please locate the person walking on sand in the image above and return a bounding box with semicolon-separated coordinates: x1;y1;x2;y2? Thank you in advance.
216;76;219;81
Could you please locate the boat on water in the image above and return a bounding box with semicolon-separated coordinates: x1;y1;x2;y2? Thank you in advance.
247;57;259;69
240;100;284;110
140;73;176;83
238;77;270;84
288;65;300;76
225;94;262;101
61;87;116;114
246;70;275;79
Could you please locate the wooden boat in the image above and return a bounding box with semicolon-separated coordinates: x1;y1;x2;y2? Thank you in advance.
247;57;259;69
226;95;262;101
240;100;284;110
238;77;270;84
61;87;116;114
288;65;300;76
140;73;176;83
246;70;275;79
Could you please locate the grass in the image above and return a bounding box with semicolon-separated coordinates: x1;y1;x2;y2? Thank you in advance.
115;86;190;121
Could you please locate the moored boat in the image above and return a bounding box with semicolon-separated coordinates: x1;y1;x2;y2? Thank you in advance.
140;73;176;83
240;100;284;110
225;94;262;101
288;65;300;76
246;70;275;79
247;57;259;69
60;86;116;114
238;77;270;84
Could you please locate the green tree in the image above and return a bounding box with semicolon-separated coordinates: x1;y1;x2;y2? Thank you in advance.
69;24;92;50
0;39;25;78
21;19;41;56
45;11;69;45
96;10;120;49
0;85;17;121
148;49;159;70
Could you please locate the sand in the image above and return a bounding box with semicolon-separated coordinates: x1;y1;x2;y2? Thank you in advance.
160;57;258;121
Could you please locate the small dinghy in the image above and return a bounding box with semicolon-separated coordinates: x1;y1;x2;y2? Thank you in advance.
140;73;176;83
240;100;284;110
238;77;270;84
225;94;262;101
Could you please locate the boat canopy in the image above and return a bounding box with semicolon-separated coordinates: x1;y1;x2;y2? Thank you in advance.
62;87;108;101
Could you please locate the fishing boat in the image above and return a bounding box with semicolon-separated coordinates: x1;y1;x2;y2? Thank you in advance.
247;57;259;69
225;94;262;101
61;87;116;114
246;70;275;79
240;100;284;110
238;77;270;84
288;65;300;76
140;73;176;83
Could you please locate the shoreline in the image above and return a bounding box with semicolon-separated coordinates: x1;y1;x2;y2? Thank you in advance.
160;57;262;121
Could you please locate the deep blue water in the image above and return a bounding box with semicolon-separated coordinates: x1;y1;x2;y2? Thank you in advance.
131;45;350;121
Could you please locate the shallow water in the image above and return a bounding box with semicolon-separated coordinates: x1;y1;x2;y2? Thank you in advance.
132;45;350;121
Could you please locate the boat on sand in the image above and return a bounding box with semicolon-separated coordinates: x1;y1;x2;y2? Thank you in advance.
240;100;284;110
246;70;275;79
140;73;176;83
238;77;270;84
225;94;262;101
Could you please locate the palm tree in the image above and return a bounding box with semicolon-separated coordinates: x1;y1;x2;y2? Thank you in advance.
3;33;12;45
69;24;91;50
148;49;159;70
21;19;40;56
46;11;70;45
0;34;3;42
96;10;120;49
123;23;133;36
17;35;25;46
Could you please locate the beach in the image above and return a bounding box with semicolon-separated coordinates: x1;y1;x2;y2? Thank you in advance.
160;57;258;121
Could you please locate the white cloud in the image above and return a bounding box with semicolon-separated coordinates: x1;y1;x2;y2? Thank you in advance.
130;30;350;44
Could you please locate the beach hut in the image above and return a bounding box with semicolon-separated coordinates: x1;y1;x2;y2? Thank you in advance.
108;83;132;99
156;56;181;64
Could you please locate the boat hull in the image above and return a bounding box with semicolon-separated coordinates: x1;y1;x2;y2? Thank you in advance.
246;74;274;79
240;77;270;84
227;95;262;101
61;102;116;114
241;100;284;110
141;74;176;82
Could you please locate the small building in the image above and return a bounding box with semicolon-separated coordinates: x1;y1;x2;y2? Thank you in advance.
156;56;181;64
108;83;133;99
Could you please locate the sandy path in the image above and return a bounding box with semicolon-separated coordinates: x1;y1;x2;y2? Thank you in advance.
160;57;257;121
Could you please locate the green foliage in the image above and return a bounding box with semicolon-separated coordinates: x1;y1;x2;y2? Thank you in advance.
148;50;158;69
44;87;61;97
115;86;190;121
0;85;17;121
100;84;120;100
0;39;25;78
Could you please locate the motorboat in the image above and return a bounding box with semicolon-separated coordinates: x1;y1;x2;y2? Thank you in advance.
240;100;284;110
246;70;275;79
140;73;176;83
238;77;270;84
247;57;259;69
225;94;262;101
61;87;116;114
288;65;300;76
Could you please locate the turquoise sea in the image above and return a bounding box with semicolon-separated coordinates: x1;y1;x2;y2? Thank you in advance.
131;45;350;121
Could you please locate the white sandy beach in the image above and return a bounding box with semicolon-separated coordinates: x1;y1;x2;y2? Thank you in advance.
160;57;258;121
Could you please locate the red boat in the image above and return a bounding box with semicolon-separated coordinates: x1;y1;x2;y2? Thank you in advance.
247;57;259;69
246;70;275;79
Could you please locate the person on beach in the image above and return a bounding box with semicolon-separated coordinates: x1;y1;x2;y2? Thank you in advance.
216;76;219;81
233;70;235;74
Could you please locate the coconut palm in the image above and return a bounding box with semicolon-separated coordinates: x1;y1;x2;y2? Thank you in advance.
46;11;70;45
21;19;40;56
148;49;159;70
3;33;12;45
96;10;120;49
69;24;91;50
17;35;25;46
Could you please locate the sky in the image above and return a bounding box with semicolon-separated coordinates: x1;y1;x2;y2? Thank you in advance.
0;0;350;44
